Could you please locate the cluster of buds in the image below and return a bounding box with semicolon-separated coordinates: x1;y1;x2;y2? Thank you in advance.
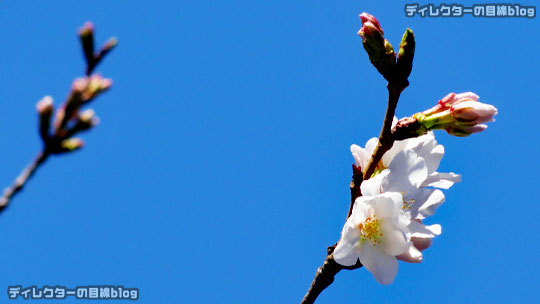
358;13;415;86
393;92;498;139
36;22;116;154
38;75;111;153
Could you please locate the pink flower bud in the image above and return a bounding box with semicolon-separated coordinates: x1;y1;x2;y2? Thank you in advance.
359;13;383;36
396;92;497;138
451;100;497;124
72;77;90;93
78;22;94;37
36;96;53;115
357;12;397;83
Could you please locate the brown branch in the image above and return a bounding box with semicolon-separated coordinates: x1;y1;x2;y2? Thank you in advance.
362;82;407;180
0;151;49;212
347;164;364;218
301;246;363;304
301;251;342;304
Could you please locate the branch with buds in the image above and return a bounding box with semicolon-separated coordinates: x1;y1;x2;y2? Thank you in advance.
0;23;117;213
301;13;497;303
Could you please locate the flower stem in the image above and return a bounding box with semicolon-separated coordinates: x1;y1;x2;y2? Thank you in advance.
0;151;49;212
362;83;406;180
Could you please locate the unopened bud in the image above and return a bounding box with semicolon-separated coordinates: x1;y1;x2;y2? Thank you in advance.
79;22;95;66
395;92;497;138
37;96;54;143
36;96;54;115
59;138;84;153
72;77;90;94
396;28;415;81
79;109;100;127
358;13;397;83
102;37;118;53
78;22;94;37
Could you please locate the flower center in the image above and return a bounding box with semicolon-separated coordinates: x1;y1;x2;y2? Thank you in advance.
358;215;383;246
401;191;415;211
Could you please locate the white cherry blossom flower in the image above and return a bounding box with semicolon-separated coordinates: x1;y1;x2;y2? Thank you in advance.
334;192;410;284
351;130;460;189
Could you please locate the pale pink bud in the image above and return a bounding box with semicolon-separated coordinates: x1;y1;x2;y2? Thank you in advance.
78;21;94;36
451;100;498;124
36;96;53;115
406;92;497;137
424;92;480;115
79;109;100;127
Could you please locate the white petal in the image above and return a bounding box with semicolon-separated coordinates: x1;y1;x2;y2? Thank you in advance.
424;224;442;236
396;243;423;263
386;150;428;189
334;219;361;266
351;197;372;222
359;244;399;285
382;139;408;166
421;172;461;189
454;92;480;101
409;220;441;238
380;220;409;256
411;189;445;220
372;192;403;218
334;239;359;266
350;144;370;168
404;133;432;151
360;170;388;196
422;144;444;174
365;137;379;156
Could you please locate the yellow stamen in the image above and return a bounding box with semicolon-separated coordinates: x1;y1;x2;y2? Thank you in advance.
401;191;415;211
358;215;383;246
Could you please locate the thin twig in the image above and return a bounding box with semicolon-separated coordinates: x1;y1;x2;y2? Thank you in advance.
0;151;49;212
347;164;364;218
362;83;406;180
301;253;342;304
301;246;363;304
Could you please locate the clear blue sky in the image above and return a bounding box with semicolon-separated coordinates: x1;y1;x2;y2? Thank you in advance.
0;1;538;303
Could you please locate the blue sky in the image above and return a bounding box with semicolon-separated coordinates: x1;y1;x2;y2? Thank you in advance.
0;1;538;303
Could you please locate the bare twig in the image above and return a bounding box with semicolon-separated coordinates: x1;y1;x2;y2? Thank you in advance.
347;164;364;218
0;151;49;211
301;246;363;304
362;83;406;180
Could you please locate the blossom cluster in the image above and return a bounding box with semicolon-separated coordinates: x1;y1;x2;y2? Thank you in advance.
334;129;461;284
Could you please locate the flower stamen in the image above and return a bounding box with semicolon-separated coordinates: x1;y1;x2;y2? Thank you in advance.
358;215;383;246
